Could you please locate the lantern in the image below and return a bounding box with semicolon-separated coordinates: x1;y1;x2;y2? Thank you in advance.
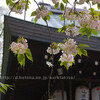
75;86;89;100
92;86;100;100
53;90;67;100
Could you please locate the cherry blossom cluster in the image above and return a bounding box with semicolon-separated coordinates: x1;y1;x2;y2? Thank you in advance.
58;39;78;55
58;39;78;67
59;54;74;67
46;61;53;67
52;0;59;4
65;26;80;37
92;0;100;4
78;10;100;31
10;37;28;54
9;1;25;14
47;39;78;68
35;7;50;19
64;7;76;21
64;7;100;34
47;47;60;55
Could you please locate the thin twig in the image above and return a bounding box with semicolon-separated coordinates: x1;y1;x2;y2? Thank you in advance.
33;0;54;99
44;14;54;100
63;2;67;33
74;0;76;26
34;0;41;10
21;0;29;37
45;20;54;98
89;1;94;18
0;0;21;36
24;0;28;20
67;0;82;18
8;0;21;16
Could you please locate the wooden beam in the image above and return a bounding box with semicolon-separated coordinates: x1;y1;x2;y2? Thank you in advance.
61;81;64;100
69;80;72;100
74;78;100;83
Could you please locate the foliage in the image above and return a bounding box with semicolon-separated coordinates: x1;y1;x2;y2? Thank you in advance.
5;0;100;69
0;82;13;94
10;37;33;69
0;0;99;95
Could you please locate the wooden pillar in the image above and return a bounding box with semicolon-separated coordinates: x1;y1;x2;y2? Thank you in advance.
89;82;92;100
69;80;72;100
62;80;64;100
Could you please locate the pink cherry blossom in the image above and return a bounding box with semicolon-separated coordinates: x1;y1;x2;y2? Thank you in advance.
58;39;78;55
64;7;76;21
46;61;53;67
19;49;25;54
23;43;28;49
52;0;59;4
22;39;27;43
92;0;100;3
35;8;50;19
59;53;74;65
65;26;80;37
77;10;100;31
76;0;86;4
11;42;19;53
9;1;25;14
10;38;28;54
47;47;60;55
67;63;71;67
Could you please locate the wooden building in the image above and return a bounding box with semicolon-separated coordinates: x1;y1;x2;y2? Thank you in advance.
0;15;100;100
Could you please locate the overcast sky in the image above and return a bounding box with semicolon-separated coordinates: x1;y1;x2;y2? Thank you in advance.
0;0;98;22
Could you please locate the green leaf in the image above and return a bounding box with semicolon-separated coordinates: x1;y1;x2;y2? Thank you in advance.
62;0;67;3
3;86;7;92
58;27;64;33
98;4;100;10
0;83;6;94
4;84;14;90
0;82;13;94
31;11;36;16
77;48;82;56
92;29;98;36
59;14;64;21
55;2;59;9
60;3;65;11
78;44;89;48
17;54;25;68
86;0;89;3
77;47;88;56
46;15;50;21
48;11;53;15
34;17;37;23
79;27;92;39
79;27;87;36
25;48;33;62
58;25;69;33
0;87;5;94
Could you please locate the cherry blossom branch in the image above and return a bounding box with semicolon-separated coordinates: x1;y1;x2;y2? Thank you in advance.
8;0;21;16
44;10;54;100
73;0;76;26
63;2;67;34
24;0;28;20
21;0;29;37
67;0;82;18
34;0;41;10
33;0;54;99
45;20;54;99
0;0;21;36
89;1;94;18
67;0;74;8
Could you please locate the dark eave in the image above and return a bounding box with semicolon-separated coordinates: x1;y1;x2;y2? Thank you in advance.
1;15;100;100
4;15;100;51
